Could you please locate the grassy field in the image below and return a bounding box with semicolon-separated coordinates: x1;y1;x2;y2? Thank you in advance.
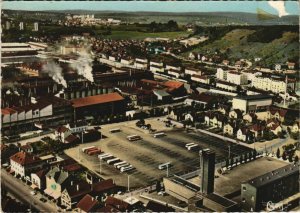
99;30;190;40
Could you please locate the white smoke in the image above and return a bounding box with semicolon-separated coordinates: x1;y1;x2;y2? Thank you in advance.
268;1;289;18
70;51;94;83
42;61;67;88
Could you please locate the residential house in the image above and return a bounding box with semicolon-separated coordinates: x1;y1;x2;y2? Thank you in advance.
268;107;287;122
269;124;282;135
243;113;257;123
223;122;235;136
52;126;79;144
205;111;227;128
237;127;253;142
287;62;295;70
291;121;299;133
229;109;243;120
105;196;132;212
76;194;100;213
90;179;117;198
168;108;186;121
44;167;70;200
31;169;49;190
250;124;265;138
61;181;91;209
10;151;44;178
20;143;33;153
222;60;230;66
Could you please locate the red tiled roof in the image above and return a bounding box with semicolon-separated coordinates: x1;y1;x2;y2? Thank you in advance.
269;107;287;117
62;163;82;172
1;108;17;115
270;124;281;131
64;134;79;144
71;93;124;108
33;169;49;178
56;126;70;133
96;205;119;212
65;181;91;198
164;81;184;89
188;93;215;103
76;194;99;213
105;196;130;212
91;179;115;194
10;151;41;166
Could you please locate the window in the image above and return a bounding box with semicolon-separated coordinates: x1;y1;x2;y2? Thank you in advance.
243;186;247;191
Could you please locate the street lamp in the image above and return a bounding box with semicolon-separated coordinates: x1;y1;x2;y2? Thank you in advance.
127;175;130;192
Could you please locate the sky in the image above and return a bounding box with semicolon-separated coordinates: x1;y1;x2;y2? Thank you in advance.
2;1;299;16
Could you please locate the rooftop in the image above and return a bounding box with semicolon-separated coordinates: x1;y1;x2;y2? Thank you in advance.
205;193;237;208
10;151;41;166
245;163;299;188
234;94;273;101
77;194;99;213
71;92;124;108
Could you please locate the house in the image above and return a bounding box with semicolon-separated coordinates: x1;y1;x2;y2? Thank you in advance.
222;60;230;66
223;122;235;136
90;179;117;198
44;167;70;200
243;113;257;123
268;107;287;122
229;109;243;120
287;62;295;70
76;194;100;213
31;169;49;190
20;143;33;153
237;127;252;142
52;126;72;143
217;104;230;115
291;121;299;133
184;112;204;123
188;52;198;60
269;124;282;135
250;124;265;138
105;196;132;212
235;60;245;68
205;111;227;128
61;181;91;209
167;69;183;78
10;151;44;178
216;68;228;81
168;108;186;121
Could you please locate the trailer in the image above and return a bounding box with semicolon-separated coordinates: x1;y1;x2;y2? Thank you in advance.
120;165;134;173
107;158;120;164
185;143;195;148
102;155;114;161
117;163;130;169
98;153;112;160
82;146;96;153
88;149;102;156
86;147;100;154
114;161;127;168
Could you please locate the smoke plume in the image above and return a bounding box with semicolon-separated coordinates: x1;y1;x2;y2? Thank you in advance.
268;1;288;18
42;61;67;88
70;51;94;83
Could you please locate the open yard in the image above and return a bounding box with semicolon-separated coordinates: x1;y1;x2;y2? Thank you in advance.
65;118;252;189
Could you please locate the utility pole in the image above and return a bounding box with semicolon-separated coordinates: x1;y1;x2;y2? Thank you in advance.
127;175;130;192
166;164;169;177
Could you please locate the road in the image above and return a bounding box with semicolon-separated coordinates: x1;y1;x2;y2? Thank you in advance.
1;169;59;213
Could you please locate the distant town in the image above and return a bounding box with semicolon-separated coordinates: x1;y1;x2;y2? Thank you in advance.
1;4;300;213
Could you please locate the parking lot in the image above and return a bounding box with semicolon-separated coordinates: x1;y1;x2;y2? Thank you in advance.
65;118;252;189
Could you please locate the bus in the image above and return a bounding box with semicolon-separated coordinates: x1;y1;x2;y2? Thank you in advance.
185;143;195;148
187;144;199;151
109;128;121;133
154;132;166;138
114;161;127;168
107;158;120;164
120;165;134;173
158;162;171;170
127;135;142;141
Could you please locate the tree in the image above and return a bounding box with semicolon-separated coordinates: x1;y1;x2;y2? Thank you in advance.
156;180;161;192
288;154;294;162
294;155;299;163
276;148;281;158
282;152;287;161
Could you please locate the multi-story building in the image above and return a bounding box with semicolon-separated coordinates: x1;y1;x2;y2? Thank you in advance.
232;95;273;112
10;151;44;178
241;164;299;211
216;68;229;81
251;76;296;94
227;71;248;85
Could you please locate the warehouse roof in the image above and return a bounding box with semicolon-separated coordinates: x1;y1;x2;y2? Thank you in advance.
71;93;124;108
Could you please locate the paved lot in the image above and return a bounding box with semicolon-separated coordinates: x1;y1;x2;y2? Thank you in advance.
65;118;252;189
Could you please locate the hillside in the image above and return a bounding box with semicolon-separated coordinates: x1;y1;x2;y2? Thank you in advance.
182;26;299;67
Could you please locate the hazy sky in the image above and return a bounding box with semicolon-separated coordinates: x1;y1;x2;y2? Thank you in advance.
2;1;299;16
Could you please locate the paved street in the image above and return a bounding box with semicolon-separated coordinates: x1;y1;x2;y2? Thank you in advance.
1;169;59;213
